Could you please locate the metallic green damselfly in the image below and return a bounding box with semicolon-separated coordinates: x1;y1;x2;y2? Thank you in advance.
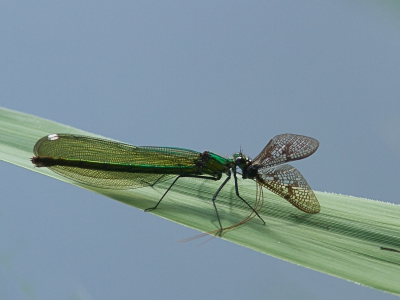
31;133;320;235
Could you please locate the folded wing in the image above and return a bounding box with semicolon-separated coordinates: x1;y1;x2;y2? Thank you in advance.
33;134;200;189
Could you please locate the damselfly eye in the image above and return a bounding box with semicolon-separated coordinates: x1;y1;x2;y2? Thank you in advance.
235;156;245;166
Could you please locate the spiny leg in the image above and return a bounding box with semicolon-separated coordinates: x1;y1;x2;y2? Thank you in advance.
149;174;171;187
211;171;233;236
145;176;182;212
145;174;219;212
207;182;265;236
233;169;266;225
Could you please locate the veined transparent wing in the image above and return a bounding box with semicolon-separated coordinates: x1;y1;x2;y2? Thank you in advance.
253;134;319;168
256;164;320;213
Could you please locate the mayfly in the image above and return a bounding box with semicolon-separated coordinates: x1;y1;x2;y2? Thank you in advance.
31;133;320;235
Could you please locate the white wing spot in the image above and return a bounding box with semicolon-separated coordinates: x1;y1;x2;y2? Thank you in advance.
48;134;59;141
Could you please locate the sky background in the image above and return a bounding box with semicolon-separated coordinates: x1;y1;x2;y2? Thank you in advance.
1;1;400;299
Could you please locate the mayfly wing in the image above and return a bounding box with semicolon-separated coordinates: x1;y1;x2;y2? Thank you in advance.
256;164;320;213
252;134;319;168
32;134;200;189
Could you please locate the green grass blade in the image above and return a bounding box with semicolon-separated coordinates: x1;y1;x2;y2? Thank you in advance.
0;106;399;295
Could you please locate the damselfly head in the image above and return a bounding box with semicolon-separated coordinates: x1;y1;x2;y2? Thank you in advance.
233;152;253;176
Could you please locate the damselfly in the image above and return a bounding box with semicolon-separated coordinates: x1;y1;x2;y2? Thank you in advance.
31;133;320;235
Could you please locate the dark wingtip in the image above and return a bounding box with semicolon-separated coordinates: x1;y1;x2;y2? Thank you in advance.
31;156;43;167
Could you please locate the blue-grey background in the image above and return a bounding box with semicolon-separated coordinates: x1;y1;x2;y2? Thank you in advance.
1;1;399;299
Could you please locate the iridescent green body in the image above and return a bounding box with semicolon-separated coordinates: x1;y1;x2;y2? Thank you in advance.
31;133;320;235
